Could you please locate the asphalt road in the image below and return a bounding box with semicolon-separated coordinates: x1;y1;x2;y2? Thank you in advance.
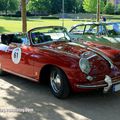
0;74;120;120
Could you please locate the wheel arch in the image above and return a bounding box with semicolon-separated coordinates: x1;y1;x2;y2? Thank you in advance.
39;64;71;88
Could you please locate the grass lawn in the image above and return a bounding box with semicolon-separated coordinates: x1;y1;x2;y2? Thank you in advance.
0;16;120;33
0;17;82;33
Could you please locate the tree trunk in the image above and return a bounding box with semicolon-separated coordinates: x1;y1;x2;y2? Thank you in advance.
21;0;27;33
97;0;100;22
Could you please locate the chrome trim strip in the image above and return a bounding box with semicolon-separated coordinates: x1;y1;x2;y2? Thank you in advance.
76;84;106;88
3;68;38;82
76;81;120;89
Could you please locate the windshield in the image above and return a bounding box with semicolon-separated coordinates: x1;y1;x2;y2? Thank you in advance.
30;26;70;45
69;23;120;49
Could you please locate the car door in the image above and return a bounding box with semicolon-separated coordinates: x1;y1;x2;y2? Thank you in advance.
1;34;35;79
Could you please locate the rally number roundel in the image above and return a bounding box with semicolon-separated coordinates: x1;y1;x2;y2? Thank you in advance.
12;48;21;64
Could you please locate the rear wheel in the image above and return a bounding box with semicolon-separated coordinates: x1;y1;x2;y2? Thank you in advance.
50;67;70;99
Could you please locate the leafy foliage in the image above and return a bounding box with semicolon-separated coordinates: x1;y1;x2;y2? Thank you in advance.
50;0;62;14
0;0;19;15
75;0;85;13
27;0;51;14
28;0;76;14
0;0;118;16
83;0;105;13
104;2;114;14
114;4;120;14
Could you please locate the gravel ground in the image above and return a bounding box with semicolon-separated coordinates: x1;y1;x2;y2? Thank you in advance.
0;74;120;120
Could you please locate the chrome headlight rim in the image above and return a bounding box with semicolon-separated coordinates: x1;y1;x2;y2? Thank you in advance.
79;51;97;75
79;57;91;75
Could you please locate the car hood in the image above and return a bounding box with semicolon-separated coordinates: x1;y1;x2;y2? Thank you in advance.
41;41;120;63
81;35;120;50
83;41;120;68
40;40;120;69
41;41;88;57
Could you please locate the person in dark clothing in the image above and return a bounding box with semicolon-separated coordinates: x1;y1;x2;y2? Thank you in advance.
101;16;106;22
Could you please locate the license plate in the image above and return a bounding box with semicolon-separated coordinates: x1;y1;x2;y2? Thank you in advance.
112;84;120;92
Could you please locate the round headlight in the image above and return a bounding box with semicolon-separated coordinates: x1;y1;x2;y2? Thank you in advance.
79;58;91;74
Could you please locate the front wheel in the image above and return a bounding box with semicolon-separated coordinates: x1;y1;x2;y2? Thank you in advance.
50;67;70;99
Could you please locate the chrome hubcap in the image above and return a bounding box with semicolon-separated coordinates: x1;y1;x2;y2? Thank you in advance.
50;71;61;93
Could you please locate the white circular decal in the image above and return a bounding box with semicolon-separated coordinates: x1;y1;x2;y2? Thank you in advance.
12;48;21;64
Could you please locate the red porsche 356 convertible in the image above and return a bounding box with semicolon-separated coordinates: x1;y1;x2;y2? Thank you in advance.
0;26;120;98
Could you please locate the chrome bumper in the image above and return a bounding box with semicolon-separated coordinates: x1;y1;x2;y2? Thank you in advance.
76;75;120;93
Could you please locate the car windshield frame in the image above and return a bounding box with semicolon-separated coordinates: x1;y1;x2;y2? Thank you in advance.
69;22;120;36
69;22;120;50
28;26;71;45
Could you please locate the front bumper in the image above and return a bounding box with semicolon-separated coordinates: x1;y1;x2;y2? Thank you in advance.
76;75;120;93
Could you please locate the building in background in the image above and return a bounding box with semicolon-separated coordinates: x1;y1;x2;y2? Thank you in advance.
108;0;120;4
108;0;120;12
108;0;120;5
114;0;120;12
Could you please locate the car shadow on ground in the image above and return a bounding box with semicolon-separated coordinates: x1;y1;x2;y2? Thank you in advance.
0;74;120;120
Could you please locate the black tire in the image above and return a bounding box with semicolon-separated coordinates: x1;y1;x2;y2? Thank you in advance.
50;67;70;99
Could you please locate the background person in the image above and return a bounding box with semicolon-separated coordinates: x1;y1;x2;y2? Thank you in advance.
101;16;106;22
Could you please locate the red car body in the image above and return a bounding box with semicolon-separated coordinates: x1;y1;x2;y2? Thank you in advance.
0;26;120;98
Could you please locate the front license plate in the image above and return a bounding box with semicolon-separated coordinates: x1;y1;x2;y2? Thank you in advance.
112;84;120;92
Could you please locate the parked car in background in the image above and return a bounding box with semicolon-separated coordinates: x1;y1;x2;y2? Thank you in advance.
0;26;120;99
69;22;120;49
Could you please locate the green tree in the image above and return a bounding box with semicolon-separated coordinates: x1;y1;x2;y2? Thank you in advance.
50;0;75;14
64;0;75;13
27;0;51;14
83;0;105;13
0;1;5;12
8;0;19;12
75;0;85;13
28;0;76;14
50;0;62;14
116;4;120;14
0;0;19;15
104;0;107;5
104;2;114;14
